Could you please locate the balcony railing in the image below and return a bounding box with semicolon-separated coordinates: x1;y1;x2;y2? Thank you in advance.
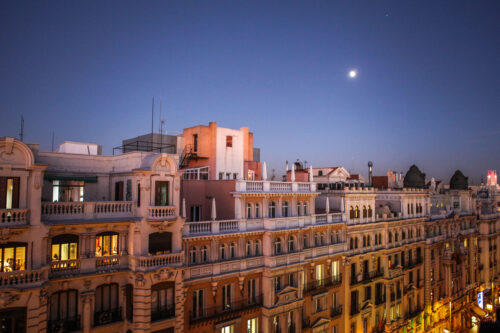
95;255;121;271
148;206;177;220
189;295;262;324
41;201;136;221
304;275;342;294
0;208;29;226
183;213;344;236
48;316;81;333
330;305;343;318
151;307;175;322
236;180;316;193
351;270;384;286
135;252;183;270
50;259;81;276
93;308;122;327
403;258;423;270
0;268;47;287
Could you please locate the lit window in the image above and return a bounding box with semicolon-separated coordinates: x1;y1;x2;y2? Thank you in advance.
95;232;119;257
51;234;78;261
0;243;26;272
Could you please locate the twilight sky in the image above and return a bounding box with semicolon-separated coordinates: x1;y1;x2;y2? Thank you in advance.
1;1;499;183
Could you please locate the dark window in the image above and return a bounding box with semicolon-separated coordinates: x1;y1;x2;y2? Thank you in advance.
318;170;323;176
0;242;26;272
137;183;141;207
114;181;124;201
126;180;132;201
0;307;27;333
125;284;133;322
151;282;175;321
49;290;79;332
226;136;232;147
0;177;20;209
190;205;201;222
155;181;169;206
149;232;172;255
193;134;198;153
94;284;120;326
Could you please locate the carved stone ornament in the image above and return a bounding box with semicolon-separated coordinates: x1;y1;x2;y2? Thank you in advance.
211;281;218;297
0;291;20;308
34;175;42;190
135;273;145;287
39;289;49;305
84;279;92;290
0;228;22;243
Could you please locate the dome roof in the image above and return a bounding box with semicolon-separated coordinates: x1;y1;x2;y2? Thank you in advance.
450;170;468;190
403;165;426;188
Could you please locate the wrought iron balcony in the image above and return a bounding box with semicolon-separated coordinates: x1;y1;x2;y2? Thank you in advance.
350;270;384;286
330;305;343;319
48;316;81;333
151;307;175;321
304;275;342;294
189;295;262;324
93;308;122;327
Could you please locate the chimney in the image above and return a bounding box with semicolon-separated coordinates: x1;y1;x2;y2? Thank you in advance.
368;161;373;187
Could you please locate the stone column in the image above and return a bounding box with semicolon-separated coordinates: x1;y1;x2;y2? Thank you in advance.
81;291;94;333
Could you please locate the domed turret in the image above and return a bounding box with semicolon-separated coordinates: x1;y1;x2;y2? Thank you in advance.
450;170;468;190
403;165;426;188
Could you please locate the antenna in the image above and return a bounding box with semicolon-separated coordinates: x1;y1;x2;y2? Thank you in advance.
19;115;24;142
151;97;155;151
159;97;163;153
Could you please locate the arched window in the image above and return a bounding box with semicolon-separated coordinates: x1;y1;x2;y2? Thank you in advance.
355;237;359;248
247;203;252;219
297;202;302;216
51;234;78;261
220;244;226;260
349;206;354;219
355;206;360;219
50;290;78;326
246;241;252;256
255;240;261;256
320;232;325;245
255;203;260;218
274;238;282;254
201;246;208;263
395;232;399;242
282;201;289;217
367;236;371;247
411;204;414;215
230;242;236;258
314;233;319;246
336;231;341;243
362;206;367;218
389;232;392;243
303;202;308;216
350;238;354;250
402;231;406;240
363;235;366;247
368;206;373;218
407;204;410;214
288;236;296;252
190;247;197;264
303;235;309;249
269;201;276;218
95;283;119;325
331;232;336;244
96;232;118;257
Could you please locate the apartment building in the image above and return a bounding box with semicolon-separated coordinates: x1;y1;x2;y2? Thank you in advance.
1;127;500;333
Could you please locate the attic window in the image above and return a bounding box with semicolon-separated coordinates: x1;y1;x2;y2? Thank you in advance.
226;136;232;147
318;171;323;176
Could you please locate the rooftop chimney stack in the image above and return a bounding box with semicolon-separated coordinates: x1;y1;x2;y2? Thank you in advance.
368;161;373;187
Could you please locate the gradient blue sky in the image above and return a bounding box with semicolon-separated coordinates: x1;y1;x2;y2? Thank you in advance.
1;1;499;182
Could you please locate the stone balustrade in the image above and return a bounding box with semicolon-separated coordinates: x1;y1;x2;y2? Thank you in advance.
0;208;29;226
41;201;136;221
183;213;344;236
135;252;183;270
147;206;177;220
0;268;47;287
235;180;317;193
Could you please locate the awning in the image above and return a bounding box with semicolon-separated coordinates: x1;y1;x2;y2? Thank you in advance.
44;175;98;183
471;305;487;317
